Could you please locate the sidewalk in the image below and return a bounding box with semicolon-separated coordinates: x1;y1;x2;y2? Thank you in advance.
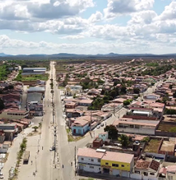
2;134;23;180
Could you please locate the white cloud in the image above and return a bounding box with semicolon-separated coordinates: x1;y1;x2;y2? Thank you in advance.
159;1;176;20
128;10;157;25
89;11;103;23
104;0;154;19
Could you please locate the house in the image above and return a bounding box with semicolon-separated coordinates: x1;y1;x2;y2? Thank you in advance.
101;151;134;177
77;148;104;173
71;119;90;135
65;102;77;109
0;109;29;119
131;159;160;180
65;109;83;118
78;99;93;106
65;85;82;96
159;165;176;180
144;94;160;101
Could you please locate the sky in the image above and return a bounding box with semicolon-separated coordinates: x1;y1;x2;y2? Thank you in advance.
0;0;176;55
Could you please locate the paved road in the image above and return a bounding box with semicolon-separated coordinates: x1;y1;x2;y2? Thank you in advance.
34;63;55;180
51;62;128;180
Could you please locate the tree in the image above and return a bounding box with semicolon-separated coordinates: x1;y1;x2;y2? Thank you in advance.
120;86;127;94
173;91;176;98
9;85;14;89
32;126;38;132
133;88;140;94
141;137;150;144
104;125;118;140
169;84;173;89
0;98;4;110
119;134;129;147
123;99;132;106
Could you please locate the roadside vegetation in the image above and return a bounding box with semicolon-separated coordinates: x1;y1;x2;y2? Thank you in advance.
0;63;11;80
10;138;27;180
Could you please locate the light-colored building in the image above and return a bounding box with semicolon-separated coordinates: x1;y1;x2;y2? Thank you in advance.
114;120;158;135
131;159;160;180
77;148;104;173
65;85;82;96
101;151;134;177
0;109;29;119
77;148;134;178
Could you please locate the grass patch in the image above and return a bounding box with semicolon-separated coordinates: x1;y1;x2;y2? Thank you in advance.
66;128;84;142
144;139;161;153
158;122;176;132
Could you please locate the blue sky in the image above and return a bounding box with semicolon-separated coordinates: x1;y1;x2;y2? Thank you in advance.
0;0;176;55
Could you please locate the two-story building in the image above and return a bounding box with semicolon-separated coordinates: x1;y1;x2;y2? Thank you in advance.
77;148;104;173
77;148;134;178
101;151;134;177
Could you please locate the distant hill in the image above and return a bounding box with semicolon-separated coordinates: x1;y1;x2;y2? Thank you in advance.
0;53;11;57
0;52;176;59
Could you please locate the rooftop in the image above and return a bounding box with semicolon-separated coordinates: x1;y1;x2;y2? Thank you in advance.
102;151;134;164
77;148;104;159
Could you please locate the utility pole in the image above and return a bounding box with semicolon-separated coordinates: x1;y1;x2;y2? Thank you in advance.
74;146;77;176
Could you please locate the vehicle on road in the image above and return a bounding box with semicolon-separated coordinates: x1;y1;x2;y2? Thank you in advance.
23;151;30;164
50;147;56;151
97;125;100;129
0;172;4;179
101;123;104;127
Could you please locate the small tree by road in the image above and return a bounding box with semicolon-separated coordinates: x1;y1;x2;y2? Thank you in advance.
104;125;118;140
32;126;38;132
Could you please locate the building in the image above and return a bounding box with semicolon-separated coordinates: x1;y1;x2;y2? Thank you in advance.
22;67;46;75
114;120;158;135
28;101;43;116
77;148;104;173
27;87;45;94
101;151;134;177
71;119;90;135
77;148;134;178
65;85;82;96
131;159;160;180
0;109;29;119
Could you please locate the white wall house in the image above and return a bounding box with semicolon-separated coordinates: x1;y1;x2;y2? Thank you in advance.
77;148;105;173
130;159;161;180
